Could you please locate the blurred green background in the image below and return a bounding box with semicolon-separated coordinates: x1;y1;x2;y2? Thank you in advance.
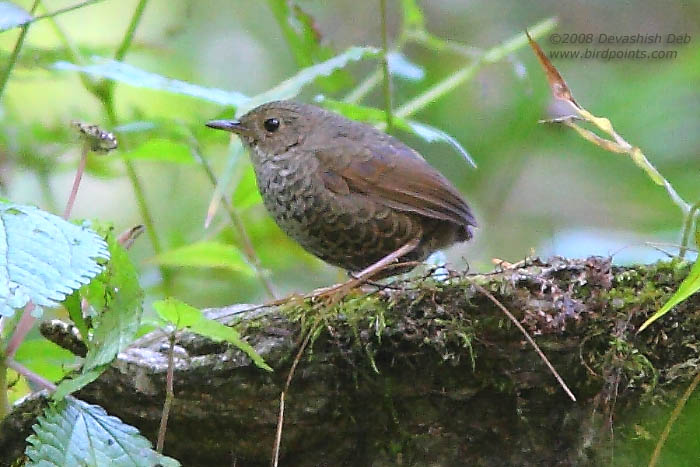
1;0;698;308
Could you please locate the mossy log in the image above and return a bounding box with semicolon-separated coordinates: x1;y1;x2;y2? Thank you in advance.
1;257;698;466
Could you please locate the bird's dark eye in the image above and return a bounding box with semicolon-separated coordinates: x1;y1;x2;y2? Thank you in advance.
264;118;280;132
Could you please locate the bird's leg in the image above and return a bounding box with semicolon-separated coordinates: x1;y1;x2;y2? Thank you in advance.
310;237;420;304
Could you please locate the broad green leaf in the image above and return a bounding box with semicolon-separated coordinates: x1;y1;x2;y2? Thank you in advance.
54;57;249;107
15;339;75;383
315;98;477;168
387;52;425;81
120;139;194;164
0;203;109;317
238;46;379;115
52;366;106;401
0;1;32;31
153;297;272;371
25;398;180;466
266;0;351;92
639;259;700;332
82;232;143;371
152;242;253;274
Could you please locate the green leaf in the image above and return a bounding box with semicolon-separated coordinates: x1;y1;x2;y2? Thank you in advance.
400;0;425;31
151;242;253;274
407;121;477;168
0;1;32;32
0;203;109;317
387;52;425;81
153;297;272;371
315;98;477;168
14;339;75;383
54;47;377;114
54;57;250;107
120;139;194;164
266;0;351;92
25;398;180;466
239;46;378;115
82;232;143;371
52;366;106;401
639;259;700;332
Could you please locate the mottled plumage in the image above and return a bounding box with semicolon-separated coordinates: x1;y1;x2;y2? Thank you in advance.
206;101;476;276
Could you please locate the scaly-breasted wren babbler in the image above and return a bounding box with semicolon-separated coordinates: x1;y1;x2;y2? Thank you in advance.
206;101;476;278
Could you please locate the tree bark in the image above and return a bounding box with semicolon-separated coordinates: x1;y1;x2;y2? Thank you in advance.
1;257;698;466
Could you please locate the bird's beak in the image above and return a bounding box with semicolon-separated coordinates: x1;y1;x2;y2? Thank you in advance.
205;119;249;135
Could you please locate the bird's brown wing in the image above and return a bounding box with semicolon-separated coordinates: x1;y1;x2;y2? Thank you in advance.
315;138;476;230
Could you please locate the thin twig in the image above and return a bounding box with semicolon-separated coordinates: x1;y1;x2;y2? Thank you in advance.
394;18;557;120
7;359;57;392
379;0;394;131
190;144;277;299
63;143;89;219
272;327;314;467
468;281;577;402
114;0;149;62
0;0;41;101
156;331;177;453
8;0;107;29
648;371;700;467
0;357;10;419
4;303;36;360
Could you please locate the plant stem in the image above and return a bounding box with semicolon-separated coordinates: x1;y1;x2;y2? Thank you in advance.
648;370;700;467
114;0;149;61
156;331;176;452
395;17;557;119
0;0;41;102
190;146;276;298
63;143;89;219
679;200;700;259
7;360;56;392
0;358;9;419
4;304;36;360
379;0;393;131
344;68;382;103
19;0;107;27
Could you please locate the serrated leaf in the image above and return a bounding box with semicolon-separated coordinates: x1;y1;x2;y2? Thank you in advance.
387;52;425;81
120;139;194;164
151;242;253;274
0;203;109;317
153;297;272;371
25;398;180;466
638;259;700;332
315;98;477;168
82;233;143;371
0;1;33;32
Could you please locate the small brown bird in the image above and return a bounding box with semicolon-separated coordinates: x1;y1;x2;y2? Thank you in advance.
207;101;475;278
